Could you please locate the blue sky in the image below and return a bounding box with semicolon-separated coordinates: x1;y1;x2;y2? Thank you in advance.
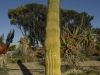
0;0;100;45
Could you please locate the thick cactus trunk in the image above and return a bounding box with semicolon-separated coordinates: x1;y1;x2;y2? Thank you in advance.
45;0;61;75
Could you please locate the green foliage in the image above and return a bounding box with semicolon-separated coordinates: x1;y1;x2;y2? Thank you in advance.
86;70;100;75
91;56;100;61
81;29;98;57
79;52;89;61
8;3;47;47
69;70;100;75
60;10;94;34
0;34;4;45
8;49;44;63
0;66;9;75
12;49;24;58
9;57;25;63
6;29;14;43
8;49;25;63
36;52;44;58
61;65;71;73
66;70;100;75
8;3;94;48
9;45;16;51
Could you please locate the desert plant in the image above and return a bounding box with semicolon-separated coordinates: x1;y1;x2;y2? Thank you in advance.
81;29;98;58
45;0;61;75
60;14;84;68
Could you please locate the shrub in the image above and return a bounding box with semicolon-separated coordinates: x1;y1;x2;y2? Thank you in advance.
8;49;25;63
36;52;44;58
12;49;24;58
79;53;88;61
9;57;25;63
0;66;9;75
61;65;70;73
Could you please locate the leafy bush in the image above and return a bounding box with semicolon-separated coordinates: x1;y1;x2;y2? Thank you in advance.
9;57;25;63
7;49;25;63
91;56;100;61
61;65;70;73
36;52;44;58
0;66;9;75
12;49;24;58
79;53;89;61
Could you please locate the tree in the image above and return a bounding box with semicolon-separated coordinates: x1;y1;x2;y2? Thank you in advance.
60;10;94;37
8;3;46;48
0;34;4;46
6;29;14;44
8;3;94;49
45;0;61;75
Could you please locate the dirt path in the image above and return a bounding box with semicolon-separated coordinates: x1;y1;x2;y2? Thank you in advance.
6;62;82;75
6;61;100;75
6;62;45;75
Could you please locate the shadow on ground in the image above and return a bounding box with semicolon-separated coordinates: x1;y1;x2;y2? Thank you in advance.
17;60;33;75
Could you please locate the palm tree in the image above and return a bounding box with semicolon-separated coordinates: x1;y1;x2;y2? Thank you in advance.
45;0;61;75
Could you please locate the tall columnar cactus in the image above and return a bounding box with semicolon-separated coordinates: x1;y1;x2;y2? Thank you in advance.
45;0;61;75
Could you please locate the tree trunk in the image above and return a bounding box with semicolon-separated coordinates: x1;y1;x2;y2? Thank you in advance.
45;0;61;75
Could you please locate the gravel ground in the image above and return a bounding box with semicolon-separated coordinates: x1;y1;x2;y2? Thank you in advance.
6;61;100;75
7;62;45;75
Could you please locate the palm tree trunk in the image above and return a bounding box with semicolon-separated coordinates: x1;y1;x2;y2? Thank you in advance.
45;0;61;75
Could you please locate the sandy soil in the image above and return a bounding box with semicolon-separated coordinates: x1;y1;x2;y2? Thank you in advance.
7;62;45;75
6;61;100;75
